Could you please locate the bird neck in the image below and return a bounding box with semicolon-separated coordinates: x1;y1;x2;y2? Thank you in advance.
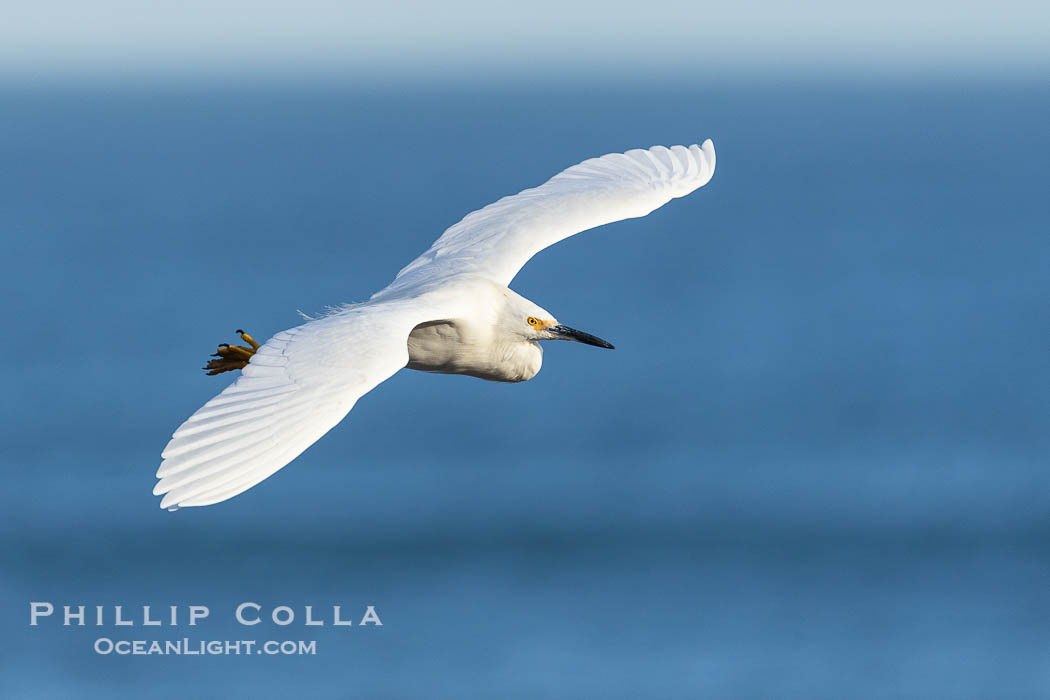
492;338;543;383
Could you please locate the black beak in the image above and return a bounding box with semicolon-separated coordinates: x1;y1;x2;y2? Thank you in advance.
547;324;615;349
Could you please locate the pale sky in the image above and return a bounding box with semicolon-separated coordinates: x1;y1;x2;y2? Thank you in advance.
2;0;1047;80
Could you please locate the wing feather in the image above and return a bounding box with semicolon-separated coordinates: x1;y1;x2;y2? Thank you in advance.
380;140;715;291
154;301;434;509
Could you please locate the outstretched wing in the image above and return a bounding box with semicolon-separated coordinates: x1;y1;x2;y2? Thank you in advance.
384;140;715;292
154;302;429;509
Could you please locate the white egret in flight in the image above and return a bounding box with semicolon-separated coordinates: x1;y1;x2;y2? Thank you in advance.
155;140;716;509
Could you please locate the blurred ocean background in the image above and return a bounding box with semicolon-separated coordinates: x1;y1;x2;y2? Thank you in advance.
1;4;1048;696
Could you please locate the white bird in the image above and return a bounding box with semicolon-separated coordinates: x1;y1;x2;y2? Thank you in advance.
155;140;716;509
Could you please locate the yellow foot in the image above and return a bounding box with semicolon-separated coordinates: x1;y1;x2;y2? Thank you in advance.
203;329;261;375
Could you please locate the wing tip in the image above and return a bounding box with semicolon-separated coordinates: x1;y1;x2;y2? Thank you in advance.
700;139;716;177
692;139;716;188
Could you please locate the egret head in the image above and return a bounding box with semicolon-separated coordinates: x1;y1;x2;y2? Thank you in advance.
507;297;614;349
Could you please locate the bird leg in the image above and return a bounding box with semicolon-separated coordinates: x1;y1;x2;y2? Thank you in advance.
203;329;261;375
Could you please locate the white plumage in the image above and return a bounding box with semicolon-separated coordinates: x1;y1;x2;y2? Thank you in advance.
389;142;715;290
155;140;716;509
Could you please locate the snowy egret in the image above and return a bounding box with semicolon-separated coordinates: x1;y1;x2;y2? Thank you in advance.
155;140;716;509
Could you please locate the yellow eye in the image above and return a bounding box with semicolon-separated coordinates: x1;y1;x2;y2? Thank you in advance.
527;317;539;327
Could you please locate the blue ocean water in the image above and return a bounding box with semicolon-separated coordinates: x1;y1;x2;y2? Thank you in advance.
1;80;1047;698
